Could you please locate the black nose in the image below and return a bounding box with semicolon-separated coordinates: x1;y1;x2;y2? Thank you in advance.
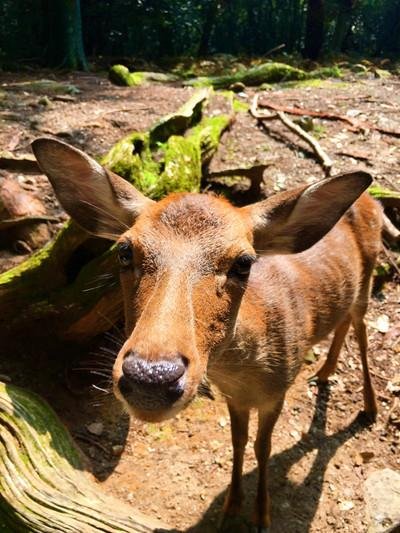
119;352;187;411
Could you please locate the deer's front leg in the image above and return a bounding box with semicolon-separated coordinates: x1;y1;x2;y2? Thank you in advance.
253;399;284;531
223;402;250;517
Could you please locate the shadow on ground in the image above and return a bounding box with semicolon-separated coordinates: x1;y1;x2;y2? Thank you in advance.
186;384;372;533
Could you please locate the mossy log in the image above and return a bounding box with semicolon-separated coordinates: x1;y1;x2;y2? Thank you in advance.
0;92;233;341
0;382;168;532
184;62;341;89
109;65;179;87
368;185;400;209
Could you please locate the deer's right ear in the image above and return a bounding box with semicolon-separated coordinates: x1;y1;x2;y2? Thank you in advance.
32;138;153;239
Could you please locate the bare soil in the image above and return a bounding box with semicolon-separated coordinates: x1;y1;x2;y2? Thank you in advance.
0;70;399;532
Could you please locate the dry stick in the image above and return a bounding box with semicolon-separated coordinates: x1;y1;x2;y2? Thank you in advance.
382;213;400;247
276;111;334;176
0;215;59;231
250;95;333;176
258;98;400;137
382;243;400;277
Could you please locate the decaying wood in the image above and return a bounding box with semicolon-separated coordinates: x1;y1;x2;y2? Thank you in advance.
0;381;169;532
251;95;333;175
382;213;400;246
368;185;400;209
0;215;58;232
0;154;41;174
258;98;400;137
0;177;50;249
0;91;232;342
205;164;270;204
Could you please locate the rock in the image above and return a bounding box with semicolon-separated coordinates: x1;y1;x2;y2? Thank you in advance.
112;444;124;456
364;469;400;532
86;422;104;436
229;81;246;93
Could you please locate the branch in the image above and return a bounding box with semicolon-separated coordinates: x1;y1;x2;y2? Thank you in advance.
250;95;333;176
258;98;400;137
276;111;333;175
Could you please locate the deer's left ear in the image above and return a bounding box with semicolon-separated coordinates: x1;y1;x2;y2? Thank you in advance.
241;171;372;254
32;137;154;239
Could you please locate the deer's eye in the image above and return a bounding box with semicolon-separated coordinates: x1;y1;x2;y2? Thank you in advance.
117;241;133;268
228;254;256;279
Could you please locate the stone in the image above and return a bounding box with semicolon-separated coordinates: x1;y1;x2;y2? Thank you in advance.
364;468;400;532
86;422;104;436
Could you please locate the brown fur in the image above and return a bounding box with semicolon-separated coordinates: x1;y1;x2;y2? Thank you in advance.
32;138;382;531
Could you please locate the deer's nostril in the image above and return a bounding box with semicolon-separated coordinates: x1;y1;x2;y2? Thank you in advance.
119;352;187;411
122;353;186;385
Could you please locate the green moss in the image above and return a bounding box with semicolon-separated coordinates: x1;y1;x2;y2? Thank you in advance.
149;88;209;144
368;185;400;201
0;222;86;288
232;98;249;112
108;64;180;87
185;62;342;89
108;64;145;87
102;91;231;199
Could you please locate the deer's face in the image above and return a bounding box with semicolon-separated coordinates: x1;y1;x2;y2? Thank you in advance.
112;194;255;421
32;137;372;423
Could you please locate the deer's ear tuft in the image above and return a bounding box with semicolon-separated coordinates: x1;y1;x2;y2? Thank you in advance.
32;138;153;239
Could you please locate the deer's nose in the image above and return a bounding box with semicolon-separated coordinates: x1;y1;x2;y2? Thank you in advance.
118;352;187;410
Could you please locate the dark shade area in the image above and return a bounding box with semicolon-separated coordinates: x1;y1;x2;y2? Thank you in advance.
0;0;399;69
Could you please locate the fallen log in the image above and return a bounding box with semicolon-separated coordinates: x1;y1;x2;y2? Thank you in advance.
184;62;341;89
0;154;40;174
0;91;233;342
0;381;169;532
109;65;180;87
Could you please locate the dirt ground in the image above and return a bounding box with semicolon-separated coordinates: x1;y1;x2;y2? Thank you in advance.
0;69;399;532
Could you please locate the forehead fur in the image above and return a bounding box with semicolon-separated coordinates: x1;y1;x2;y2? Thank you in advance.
129;193;252;262
136;193;247;238
158;194;228;235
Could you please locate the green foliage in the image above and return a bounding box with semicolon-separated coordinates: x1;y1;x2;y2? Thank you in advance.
0;0;399;67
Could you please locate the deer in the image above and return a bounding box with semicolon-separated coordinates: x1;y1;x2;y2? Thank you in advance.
32;137;382;532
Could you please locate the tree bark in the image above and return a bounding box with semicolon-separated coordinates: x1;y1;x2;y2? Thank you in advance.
0;92;232;344
303;0;325;60
332;0;357;52
0;382;168;532
45;0;88;70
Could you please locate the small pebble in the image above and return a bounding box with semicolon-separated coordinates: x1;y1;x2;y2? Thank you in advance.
86;422;104;436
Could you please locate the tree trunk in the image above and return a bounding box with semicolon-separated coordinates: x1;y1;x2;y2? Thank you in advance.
332;0;356;52
198;0;219;56
0;382;168;532
46;0;88;70
303;0;325;60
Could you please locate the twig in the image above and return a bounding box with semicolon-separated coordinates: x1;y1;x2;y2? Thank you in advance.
250;95;333;175
381;243;400;277
250;94;275;121
263;43;286;57
276;111;334;176
382;213;400;247
258;98;400;137
0;156;40;174
0;215;59;231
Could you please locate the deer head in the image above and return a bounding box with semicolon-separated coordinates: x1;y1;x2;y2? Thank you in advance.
32;138;371;422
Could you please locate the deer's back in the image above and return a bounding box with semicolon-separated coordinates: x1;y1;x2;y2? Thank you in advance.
208;194;382;408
